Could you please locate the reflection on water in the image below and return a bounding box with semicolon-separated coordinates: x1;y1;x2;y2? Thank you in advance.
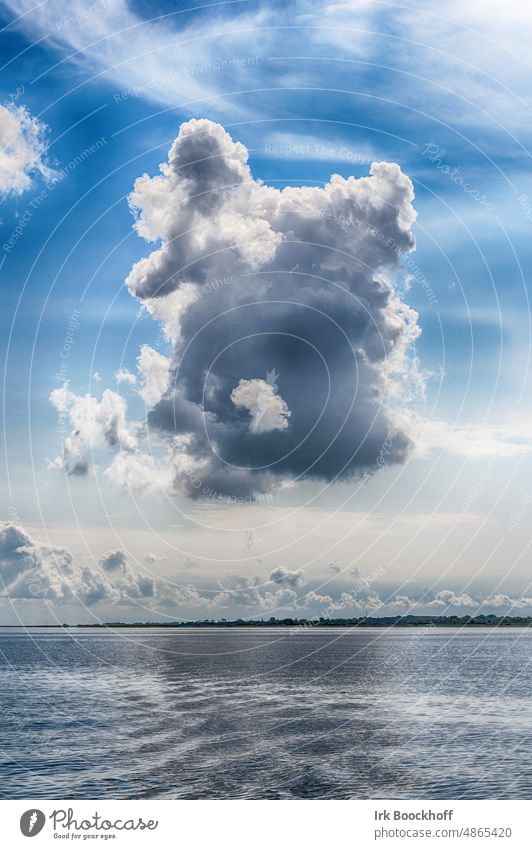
1;627;531;799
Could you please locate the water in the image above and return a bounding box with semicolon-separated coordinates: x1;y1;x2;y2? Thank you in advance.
1;627;531;799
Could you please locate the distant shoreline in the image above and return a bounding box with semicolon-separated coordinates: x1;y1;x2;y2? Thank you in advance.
1;615;531;628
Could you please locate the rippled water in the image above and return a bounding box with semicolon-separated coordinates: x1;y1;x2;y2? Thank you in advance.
1;627;531;799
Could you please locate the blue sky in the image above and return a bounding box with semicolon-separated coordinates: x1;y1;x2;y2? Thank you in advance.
2;0;532;623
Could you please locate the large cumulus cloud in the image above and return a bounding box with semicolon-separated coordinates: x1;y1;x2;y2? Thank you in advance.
53;119;422;499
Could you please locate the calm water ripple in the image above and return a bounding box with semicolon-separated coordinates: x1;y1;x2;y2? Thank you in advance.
1;627;531;799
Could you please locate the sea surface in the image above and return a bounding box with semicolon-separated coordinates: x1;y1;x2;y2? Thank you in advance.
1;627;531;799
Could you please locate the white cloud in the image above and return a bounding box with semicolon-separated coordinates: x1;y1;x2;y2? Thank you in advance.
388;595;415;609
304;0;532;131
136;345;171;407
419;419;532;459
262;132;375;164
211;573;298;611
0;103;54;195
115;368;136;385
0;522;196;610
424;589;477;609
98;549;155;599
144;552;167;565
481;594;532;610
3;521;532;618
49;384;138;475
270;565;306;588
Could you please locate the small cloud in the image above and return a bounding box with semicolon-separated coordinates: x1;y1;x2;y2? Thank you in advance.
419;419;532;459
425;589;477;609
115;368;136;385
0;102;55;195
48;119;422;501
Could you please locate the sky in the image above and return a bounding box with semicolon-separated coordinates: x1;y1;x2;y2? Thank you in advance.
1;0;532;624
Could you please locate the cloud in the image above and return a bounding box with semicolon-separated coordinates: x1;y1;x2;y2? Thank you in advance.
302;590;333;608
388;595;415;609
3;0;530;138
0;103;54;195
136;345;171;407
0;522;176;609
419;419;532;459
230;378;291;434
144;552;167;565
67;459;90;477
262;132;375;164
100;549;128;572
104;448;175;493
211;573;298;611
332;591;383;611
0;523;151;607
481;594;532;609
3;522;532;618
424;590;477;608
47;119;421;499
98;549;155;599
49;384;138;475
115;368;136;385
270;565;306;588
82;118;418;500
1;0;265;114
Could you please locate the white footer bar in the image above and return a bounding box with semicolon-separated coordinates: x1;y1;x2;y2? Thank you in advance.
2;799;531;849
